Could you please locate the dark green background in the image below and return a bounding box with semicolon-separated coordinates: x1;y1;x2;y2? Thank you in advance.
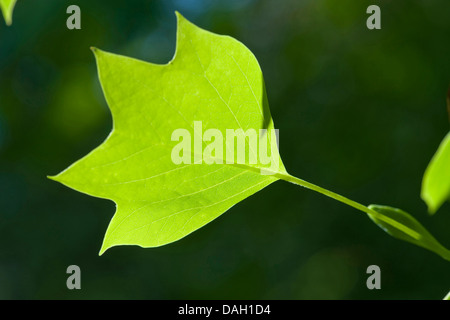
0;0;449;299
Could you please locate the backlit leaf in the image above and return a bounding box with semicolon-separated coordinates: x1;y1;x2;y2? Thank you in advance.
0;0;17;26
50;13;285;254
421;131;450;214
368;205;450;260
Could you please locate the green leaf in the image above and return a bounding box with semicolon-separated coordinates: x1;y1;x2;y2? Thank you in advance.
444;291;450;300
421;131;450;214
50;12;285;254
368;205;450;261
0;0;17;26
50;13;450;260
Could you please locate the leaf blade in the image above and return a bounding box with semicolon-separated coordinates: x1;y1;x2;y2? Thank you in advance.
368;205;450;261
421;131;450;214
0;0;17;26
51;13;284;254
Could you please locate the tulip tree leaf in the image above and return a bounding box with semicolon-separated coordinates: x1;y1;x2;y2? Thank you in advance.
50;13;450;260
0;0;16;26
421;131;450;214
50;12;285;254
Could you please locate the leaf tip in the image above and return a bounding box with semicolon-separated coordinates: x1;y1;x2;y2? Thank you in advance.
47;174;62;183
100;231;117;256
98;246;108;256
90;46;104;57
175;10;191;29
421;177;444;216
47;170;72;186
444;291;450;300
174;10;184;20
99;240;115;256
1;0;16;26
421;193;437;215
90;47;111;61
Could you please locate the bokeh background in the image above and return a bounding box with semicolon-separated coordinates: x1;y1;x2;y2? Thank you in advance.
0;0;449;299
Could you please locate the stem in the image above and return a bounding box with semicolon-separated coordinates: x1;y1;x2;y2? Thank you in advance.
275;172;421;241
237;166;450;260
278;173;372;215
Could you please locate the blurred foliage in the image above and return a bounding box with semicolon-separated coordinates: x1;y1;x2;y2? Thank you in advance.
0;0;449;299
